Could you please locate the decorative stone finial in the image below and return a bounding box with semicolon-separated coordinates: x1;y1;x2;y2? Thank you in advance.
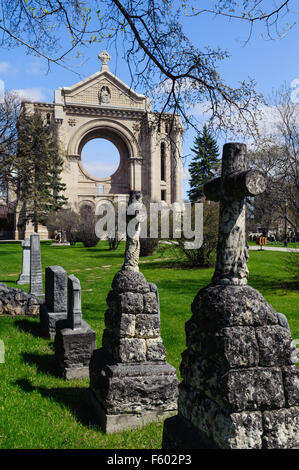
98;50;111;71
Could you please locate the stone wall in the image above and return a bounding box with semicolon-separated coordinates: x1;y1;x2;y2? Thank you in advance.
0;283;40;316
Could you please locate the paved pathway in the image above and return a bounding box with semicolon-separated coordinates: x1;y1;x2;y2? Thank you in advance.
249;246;298;252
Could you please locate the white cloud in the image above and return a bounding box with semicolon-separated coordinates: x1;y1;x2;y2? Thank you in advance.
26;59;44;76
83;161;119;178
14;88;47;102
255;105;282;136
0;61;10;74
182;167;190;182
0;61;19;76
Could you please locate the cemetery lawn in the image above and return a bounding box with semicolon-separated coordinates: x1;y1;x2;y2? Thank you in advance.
0;241;298;449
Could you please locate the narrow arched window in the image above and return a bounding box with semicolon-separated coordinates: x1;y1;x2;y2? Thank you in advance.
161;142;166;181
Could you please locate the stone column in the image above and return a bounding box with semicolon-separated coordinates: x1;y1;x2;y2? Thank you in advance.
149;126;158;201
17;238;31;285
129;158;143;192
173;131;183;204
29;233;44;300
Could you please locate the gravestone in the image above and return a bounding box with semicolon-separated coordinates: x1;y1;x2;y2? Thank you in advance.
40;265;68;338
17;238;31;285
54;274;96;379
163;143;299;449
88;191;179;433
29;233;44;300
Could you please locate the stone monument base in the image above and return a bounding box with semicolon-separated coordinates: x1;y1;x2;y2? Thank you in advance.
17;274;30;285
51;243;71;246
88;388;176;434
88;348;179;433
40;303;67;339
54;319;96;380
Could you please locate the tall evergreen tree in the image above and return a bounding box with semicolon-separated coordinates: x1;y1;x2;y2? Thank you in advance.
187;125;220;202
16;109;67;231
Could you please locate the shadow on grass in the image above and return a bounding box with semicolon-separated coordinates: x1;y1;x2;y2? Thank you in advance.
21;352;58;377
14;318;42;338
14;378;102;430
281;281;299;291
249;274;298;294
156;278;210;294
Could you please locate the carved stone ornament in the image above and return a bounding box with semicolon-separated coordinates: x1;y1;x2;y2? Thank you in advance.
98;50;111;67
99;86;111;105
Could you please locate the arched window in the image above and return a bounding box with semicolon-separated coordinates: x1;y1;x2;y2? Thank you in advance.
161;142;166;181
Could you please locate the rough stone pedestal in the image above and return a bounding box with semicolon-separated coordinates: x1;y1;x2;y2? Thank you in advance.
163;285;299;449
88;269;179;433
40;266;68;339
54;319;96;379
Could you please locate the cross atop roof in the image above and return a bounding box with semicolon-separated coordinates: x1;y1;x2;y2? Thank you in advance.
98;50;111;71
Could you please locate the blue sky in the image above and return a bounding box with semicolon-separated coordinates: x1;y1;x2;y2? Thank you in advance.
1;5;298;199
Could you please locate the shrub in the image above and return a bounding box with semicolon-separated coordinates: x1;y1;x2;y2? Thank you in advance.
175;201;219;267
140;236;159;257
78;205;99;247
46;209;80;245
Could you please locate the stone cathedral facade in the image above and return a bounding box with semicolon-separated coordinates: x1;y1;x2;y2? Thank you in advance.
12;51;183;240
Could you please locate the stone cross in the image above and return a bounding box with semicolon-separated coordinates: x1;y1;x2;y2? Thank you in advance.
204;143;267;285
122;191;144;272
29;233;44;298
67;274;82;330
98;50;111;71
17;238;31;285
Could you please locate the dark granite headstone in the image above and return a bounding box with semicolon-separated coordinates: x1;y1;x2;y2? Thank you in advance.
54;274;96;379
67;275;82;330
40;265;67;338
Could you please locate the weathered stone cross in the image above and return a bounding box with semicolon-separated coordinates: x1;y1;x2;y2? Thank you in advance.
204;142;267;286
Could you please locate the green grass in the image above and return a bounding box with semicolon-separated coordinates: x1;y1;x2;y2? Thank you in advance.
0;242;298;449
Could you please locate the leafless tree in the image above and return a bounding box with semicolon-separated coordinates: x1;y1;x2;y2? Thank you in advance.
0;91;20;194
0;1;296;137
248;85;299;237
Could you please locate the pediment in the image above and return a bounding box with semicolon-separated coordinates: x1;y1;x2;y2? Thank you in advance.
61;70;147;111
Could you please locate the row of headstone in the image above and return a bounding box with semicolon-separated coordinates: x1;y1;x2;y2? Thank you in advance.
40;265;96;379
18;147;298;447
17;233;44;301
